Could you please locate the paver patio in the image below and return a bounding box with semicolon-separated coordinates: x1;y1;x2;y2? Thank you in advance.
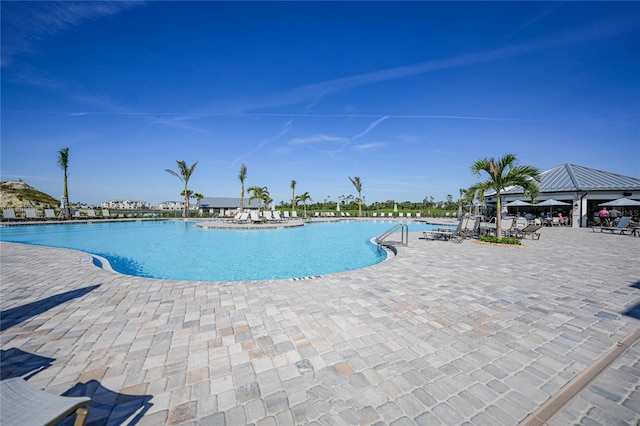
1;223;639;425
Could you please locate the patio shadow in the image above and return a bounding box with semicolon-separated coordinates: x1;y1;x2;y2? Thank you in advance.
0;285;100;331
624;281;640;319
0;348;55;380
60;380;153;426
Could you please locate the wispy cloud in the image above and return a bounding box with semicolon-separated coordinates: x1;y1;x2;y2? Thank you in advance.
352;142;385;152
235;12;639;114
286;115;390;157
352;116;389;139
232;119;294;165
2;1;144;68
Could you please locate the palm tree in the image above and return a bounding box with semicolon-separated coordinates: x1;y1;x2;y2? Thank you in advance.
238;163;247;211
57;147;71;218
467;153;541;238
290;180;297;214
165;160;198;218
297;191;312;218
193;192;204;215
349;176;363;216
248;186;269;214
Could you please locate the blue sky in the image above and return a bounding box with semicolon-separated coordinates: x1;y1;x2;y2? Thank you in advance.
2;1;639;206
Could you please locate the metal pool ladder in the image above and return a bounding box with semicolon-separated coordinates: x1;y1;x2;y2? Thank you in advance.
375;223;408;251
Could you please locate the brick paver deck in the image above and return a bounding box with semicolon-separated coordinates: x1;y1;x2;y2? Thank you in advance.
1;222;639;425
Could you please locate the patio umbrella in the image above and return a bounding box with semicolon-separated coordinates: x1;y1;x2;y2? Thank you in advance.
505;200;532;214
535;199;571;216
598;197;640;207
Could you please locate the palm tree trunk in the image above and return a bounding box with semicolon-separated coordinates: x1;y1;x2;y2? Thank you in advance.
63;174;70;219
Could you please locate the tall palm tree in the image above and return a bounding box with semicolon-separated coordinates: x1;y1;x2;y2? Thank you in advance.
467;154;541;238
297;192;312;218
349;176;363;216
248;186;269;214
165;160;198;218
238;163;247;212
57;147;71;218
290;180;297;214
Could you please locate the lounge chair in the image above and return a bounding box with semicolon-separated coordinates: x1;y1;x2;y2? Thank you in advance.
264;211;277;222
24;208;40;220
86;209;97;218
372;212;377;217
479;217;514;237
291;211;299;219
423;216;469;243
0;377;92;426
2;208;18;221
226;211;243;222
509;223;543;240
250;211;262;223
283;211;290;220
273;211;284;222
232;212;249;223
101;209;112;219
44;209;57;219
598;216;633;235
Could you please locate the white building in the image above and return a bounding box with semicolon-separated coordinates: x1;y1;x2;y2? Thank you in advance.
101;199;151;210
200;197;260;215
492;163;640;227
157;201;187;210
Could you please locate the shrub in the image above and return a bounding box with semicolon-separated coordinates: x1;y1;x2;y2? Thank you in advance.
478;235;521;245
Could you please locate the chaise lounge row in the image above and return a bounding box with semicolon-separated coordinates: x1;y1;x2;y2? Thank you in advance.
1;208;115;221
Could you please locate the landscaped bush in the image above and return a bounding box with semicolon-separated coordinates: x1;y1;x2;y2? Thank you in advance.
478;235;521;245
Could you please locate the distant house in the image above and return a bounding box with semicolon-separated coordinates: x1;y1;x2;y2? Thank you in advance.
492;163;640;227
200;197;260;215
101;199;151;210
157;201;187;211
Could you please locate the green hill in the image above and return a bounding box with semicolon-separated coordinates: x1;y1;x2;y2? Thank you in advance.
0;181;60;208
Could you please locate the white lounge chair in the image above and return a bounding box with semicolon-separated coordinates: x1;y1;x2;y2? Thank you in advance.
86;209;97;218
250;211;262;223
24;208;39;220
44;209;57;219
283;211;290;220
2;208;18;221
0;377;92;426
273;211;284;222
291;211;299;219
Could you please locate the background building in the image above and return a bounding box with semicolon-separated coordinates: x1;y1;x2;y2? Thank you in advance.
496;163;640;227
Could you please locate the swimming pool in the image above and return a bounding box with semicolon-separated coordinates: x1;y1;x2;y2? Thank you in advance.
0;220;446;281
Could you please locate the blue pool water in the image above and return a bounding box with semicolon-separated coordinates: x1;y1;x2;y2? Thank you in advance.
0;220;446;281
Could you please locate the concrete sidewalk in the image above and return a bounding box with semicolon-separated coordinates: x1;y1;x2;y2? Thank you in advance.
1;225;639;425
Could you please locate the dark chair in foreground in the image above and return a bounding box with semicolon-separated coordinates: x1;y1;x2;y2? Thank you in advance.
0;378;92;426
508;223;543;240
592;216;632;234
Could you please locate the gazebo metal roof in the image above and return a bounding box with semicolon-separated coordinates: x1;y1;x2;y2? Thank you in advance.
503;163;640;194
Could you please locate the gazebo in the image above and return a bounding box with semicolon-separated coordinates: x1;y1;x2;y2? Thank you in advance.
493;163;640;227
